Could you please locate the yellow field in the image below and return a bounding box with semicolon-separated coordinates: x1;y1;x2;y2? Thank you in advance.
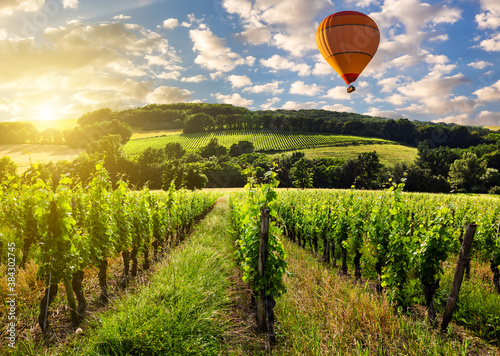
130;128;183;139
28;118;78;132
285;144;418;167
485;126;500;131
0;144;84;173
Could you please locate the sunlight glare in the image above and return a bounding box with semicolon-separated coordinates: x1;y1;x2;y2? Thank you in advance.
36;104;59;122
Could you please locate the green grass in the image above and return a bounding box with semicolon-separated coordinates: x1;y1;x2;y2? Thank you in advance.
271;239;496;355
49;197;245;356
296;144;418;166
124;129;395;157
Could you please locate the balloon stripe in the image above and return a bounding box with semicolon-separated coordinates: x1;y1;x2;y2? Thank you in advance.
318;24;379;32
328;51;373;59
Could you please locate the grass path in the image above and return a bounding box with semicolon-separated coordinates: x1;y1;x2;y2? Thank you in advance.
50;196;262;355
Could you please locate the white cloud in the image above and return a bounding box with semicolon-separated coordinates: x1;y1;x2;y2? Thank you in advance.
467;60;493;69
222;0;332;56
343;0;378;7
397;73;473;115
260;55;310;76
281;101;320;110
428;34;448;42
146;86;192;104
479;33;500;51
322;86;352;101
364;107;403;119
63;0;78;9
399;74;469;99
189;26;254;72
163;18;179;29
377;76;405;93
0;20;183;120
371;0;461;36
435;111;500;127
313;57;334;76
158;71;181;80
213;93;253;107
114;14;131;20
289;81;323;96
180;75;207;83
227;75;252;88
476;0;500;30
260;97;281;110
242;81;284;95
475;111;500;126
321;104;354;112
0;0;45;16
474;80;500;102
384;94;406;106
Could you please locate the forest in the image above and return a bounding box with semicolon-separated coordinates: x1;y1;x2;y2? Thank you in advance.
2;103;500;194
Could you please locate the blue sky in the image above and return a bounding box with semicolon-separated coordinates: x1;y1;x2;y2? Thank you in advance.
0;0;499;126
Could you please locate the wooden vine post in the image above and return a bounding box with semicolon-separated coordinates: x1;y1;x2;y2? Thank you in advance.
441;223;476;332
257;208;276;342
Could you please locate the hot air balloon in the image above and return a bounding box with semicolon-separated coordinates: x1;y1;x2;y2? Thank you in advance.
316;11;380;93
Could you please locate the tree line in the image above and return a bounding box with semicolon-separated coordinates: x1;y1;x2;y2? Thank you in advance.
3;128;500;195
2;104;497;151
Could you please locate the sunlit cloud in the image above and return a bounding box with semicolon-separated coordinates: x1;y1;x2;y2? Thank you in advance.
289;81;323;96
227;75;252;88
213;92;253;107
260;55;311;76
146;86;192;104
163;18;179;29
467;60;493;70
181;75;207;83
260;97;280;110
321;103;354;112
222;0;332;56
190;25;255;72
281;101;321;110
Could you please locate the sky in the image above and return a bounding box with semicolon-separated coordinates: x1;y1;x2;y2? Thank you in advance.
0;0;499;127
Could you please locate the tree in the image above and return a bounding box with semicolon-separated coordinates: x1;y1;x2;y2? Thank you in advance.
416;141;460;177
183;113;215;133
290;157;313;189
78;108;114;126
164;142;185;159
355;151;383;189
449;152;487;192
199;138;227;158
0;156;18;181
229;141;254;157
184;163;208;190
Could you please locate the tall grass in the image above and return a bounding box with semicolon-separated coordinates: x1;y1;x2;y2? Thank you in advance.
271;239;497;356
53;197;241;356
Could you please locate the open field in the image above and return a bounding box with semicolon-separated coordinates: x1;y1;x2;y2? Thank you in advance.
485;126;500;131
0;144;84;172
130;128;183;139
298;144;418;166
29;118;78;132
124;129;396;157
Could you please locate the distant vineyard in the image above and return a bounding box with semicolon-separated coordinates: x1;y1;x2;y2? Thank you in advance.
124;129;394;157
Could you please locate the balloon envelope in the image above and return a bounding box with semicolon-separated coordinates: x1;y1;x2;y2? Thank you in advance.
316;11;380;85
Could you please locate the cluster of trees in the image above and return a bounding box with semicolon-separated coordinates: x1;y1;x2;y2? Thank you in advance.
63;104;497;150
386;141;500;194
4;104;497;152
0;122;40;144
3;131;500;194
63;119;133;149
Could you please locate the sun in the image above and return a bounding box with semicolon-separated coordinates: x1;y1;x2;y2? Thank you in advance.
36;104;59;122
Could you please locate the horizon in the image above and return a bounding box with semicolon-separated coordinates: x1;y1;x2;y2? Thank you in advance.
0;0;499;127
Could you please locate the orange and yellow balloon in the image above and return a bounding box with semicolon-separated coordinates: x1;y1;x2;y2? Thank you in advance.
316;11;380;92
